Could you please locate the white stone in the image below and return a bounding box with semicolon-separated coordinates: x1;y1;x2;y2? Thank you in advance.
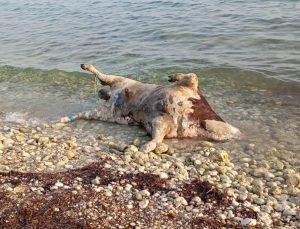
139;190;150;197
241;218;257;226
55;181;64;187
139;199;149;209
159;172;169;179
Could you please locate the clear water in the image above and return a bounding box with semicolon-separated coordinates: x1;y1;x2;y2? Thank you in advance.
0;0;299;159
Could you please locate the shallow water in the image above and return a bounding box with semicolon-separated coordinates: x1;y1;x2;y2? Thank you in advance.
0;1;299;160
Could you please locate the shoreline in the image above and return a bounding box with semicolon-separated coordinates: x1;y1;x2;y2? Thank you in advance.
0;120;299;228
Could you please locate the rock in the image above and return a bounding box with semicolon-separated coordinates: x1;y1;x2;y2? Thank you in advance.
159;172;169;179
38;136;50;144
52;123;65;129
3;138;14;147
185;206;193;212
134;193;143;201
15;133;25;142
127;204;133;209
216;166;227;174
50;185;58;191
125;184;132;191
92;176;101;185
57;156;69;166
139;190;150;197
104;191;113;197
238;193;248;201
254;197;266;205
211;150;230;163
0;143;4;150
14;185;27;193
285;173;300;187
154;143;169;154
259;212;272;226
218;213;227;220
241;218;257;226
252;179;264;196
174;197;188;207
273;160;284;170
269;186;282;195
66;150;77;159
139;199;149;209
191;196;202;206
125;145;139;154
252;168;268;178
55;181;64;187
132;138;140;147
275;204;288;212
282;208;297;216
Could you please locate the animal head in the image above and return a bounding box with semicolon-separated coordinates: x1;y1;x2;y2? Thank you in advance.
113;87;134;117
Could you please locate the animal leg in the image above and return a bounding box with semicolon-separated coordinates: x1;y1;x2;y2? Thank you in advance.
140;116;169;153
81;64;134;86
60;109;129;125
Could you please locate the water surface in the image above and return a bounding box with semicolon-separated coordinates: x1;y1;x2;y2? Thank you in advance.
0;0;299;160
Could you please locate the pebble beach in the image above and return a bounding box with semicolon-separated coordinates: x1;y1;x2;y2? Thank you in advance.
0;115;299;228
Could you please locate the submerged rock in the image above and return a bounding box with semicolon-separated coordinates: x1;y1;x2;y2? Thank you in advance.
211;150;230;163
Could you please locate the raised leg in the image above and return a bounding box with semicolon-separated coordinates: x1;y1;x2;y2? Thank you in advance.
81;64;135;86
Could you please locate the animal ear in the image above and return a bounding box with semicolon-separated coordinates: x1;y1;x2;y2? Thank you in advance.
168;73;184;82
125;88;133;98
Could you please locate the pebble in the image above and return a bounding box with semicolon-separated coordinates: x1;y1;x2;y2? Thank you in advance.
134;193;143;201
55;181;64;187
241;218;257;226
216;166;227;174
139;190;150;197
218;213;227;220
174;197;188;207
139;199;149;209
259;212;272;226
104;191;113;197
127;204;133;209
254;197;265;205
286;173;300;187
275;204;288;212
252;179;264;196
159;172;169;179
238;193;248;201
282;208;297;216
211;150;229;163
39;136;50;144
154;143;169;154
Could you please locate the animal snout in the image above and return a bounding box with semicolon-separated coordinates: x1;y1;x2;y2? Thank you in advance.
168;75;176;82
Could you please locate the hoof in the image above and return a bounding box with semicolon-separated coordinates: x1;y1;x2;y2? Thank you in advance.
80;63;87;70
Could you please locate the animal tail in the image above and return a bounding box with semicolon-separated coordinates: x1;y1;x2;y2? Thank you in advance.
202;120;241;141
